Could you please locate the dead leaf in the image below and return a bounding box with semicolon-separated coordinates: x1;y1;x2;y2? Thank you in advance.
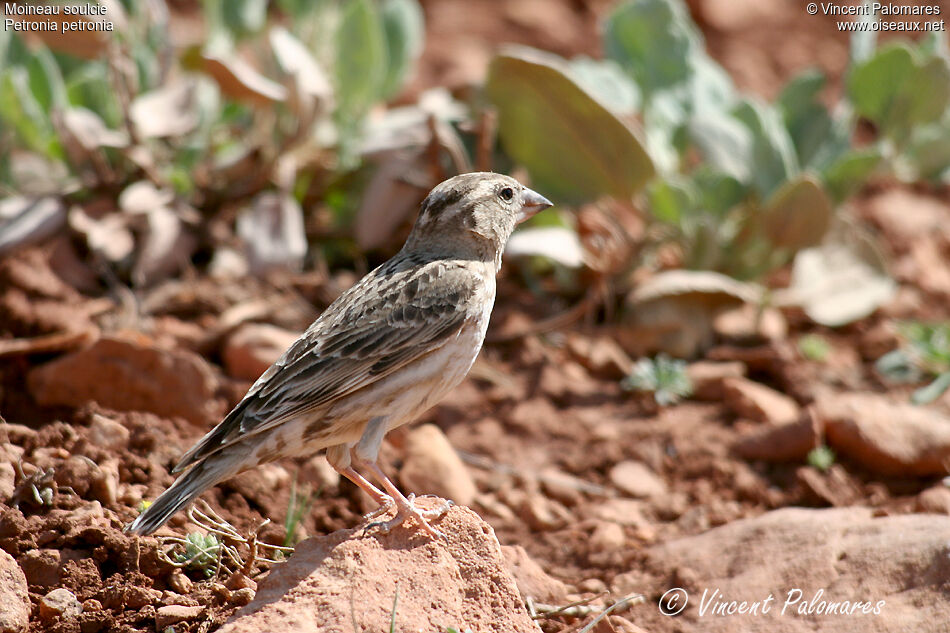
68;207;134;263
0;197;67;256
131;80;200;138
200;53;287;106
354;157;429;250
118;181;174;215
784;221;896;326
133;204;197;286
237;192;307;274
506;227;586;268
269;27;333;104
60;107;129;149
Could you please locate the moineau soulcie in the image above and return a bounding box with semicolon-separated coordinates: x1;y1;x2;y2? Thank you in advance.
126;172;552;538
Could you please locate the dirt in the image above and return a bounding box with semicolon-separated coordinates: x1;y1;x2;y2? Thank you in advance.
2;1;950;632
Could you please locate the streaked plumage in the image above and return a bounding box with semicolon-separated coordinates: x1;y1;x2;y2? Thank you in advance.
126;172;552;537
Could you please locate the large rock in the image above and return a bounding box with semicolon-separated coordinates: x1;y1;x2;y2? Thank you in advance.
816;392;950;476
636;507;950;633
399;424;478;508
222;323;300;381
0;549;29;633
28;334;221;424
219;504;540;633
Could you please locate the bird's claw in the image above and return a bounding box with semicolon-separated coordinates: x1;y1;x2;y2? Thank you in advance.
363;494;452;539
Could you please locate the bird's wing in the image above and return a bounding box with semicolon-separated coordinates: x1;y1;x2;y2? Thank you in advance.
174;258;480;472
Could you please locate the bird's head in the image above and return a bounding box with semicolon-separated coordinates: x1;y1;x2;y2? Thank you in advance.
405;172;553;269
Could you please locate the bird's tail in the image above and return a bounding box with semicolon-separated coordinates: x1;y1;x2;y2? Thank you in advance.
125;456;239;536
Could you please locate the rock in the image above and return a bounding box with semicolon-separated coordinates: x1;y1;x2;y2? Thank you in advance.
38;588;82;621
817;392;950;475
89;458;119;506
0;549;29;633
0;461;14;503
686;361;747;401
124;586;161;609
502;545;568;604
917;485;950;515
566;335;634;378
230;587;255;607
87;414;130;451
224;464;291;517
18;549;63;588
608;460;667;499
589;521;626;553
512;490;570;531
732;414;820;462
721;377;800;424
642;507;950;632
399;424;477;508
155;604;203;629
219;505;540;633
167;570;194;595
27;334;221;424
54;455;98;498
713;304;787;343
587;499;651;528
222;323;300;381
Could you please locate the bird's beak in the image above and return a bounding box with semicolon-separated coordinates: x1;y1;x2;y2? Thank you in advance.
518;187;553;223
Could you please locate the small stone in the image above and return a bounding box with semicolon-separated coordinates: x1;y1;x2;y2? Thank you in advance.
225;572;257;592
608;461;667;499
577;577;608;594
89;458;119;506
722;377;800;424
566;335;634;378
713;304;787;342
502;545;568;603
399;424;477;508
589;521;626;553
18;549;62;588
589;499;651;527
222;323;300;381
167;570;194;595
86;414;130;451
154;604;203;629
686;361;747;401
0;462;14;503
230;587;256;607
917;486;950;515
54;456;98;498
123;586;161;609
512;491;569;531
39;588;82;621
733;414;820;462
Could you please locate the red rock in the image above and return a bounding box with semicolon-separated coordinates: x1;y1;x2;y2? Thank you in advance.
687;361;747;401
155;604;203;629
502;545;568;604
219;505;539;633
400;424;477;508
644;507;950;632
87;414;130;451
222;323;300;381
27;334;222;424
38;588;81;622
608;460;667;499
818;392;950;476
722;377;800;424
0;549;29;633
732;414;820;462
916;486;950;515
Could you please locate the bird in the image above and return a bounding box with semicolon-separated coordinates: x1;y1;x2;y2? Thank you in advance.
126;172;552;538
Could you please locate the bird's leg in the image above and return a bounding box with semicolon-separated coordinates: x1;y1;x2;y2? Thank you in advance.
352;417;451;538
325;444;394;520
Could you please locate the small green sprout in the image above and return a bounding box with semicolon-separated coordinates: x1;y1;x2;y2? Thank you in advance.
807;445;836;472
876;321;950;404
283;477;319;549
798;334;831;363
621;354;693;406
174;533;222;578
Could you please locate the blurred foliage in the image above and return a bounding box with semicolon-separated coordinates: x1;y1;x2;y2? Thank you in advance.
798;334;831;363
807;445;836;473
621;354;693;406
876;322;950;405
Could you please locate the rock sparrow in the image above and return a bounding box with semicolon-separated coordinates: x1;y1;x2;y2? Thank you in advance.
127;172;552;537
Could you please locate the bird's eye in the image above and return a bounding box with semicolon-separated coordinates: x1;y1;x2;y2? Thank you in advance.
499;187;514;201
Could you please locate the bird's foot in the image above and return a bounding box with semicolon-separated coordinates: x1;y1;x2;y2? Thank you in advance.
365;494;452;539
362;494;396;522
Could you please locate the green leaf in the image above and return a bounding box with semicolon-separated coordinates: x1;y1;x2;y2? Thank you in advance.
603;0;698;95
907;123;950;183
486;47;655;204
692;168;746;217
848;43;950;139
762;176;833;251
567;57;640;115
222;0;267;38
647;178;692;224
688;112;753;183
65;61;121;128
378;0;424;100
0;69;60;158
732;99;799;197
822;148;881;202
335;0;387;135
777;70;845;169
25;47;68;113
